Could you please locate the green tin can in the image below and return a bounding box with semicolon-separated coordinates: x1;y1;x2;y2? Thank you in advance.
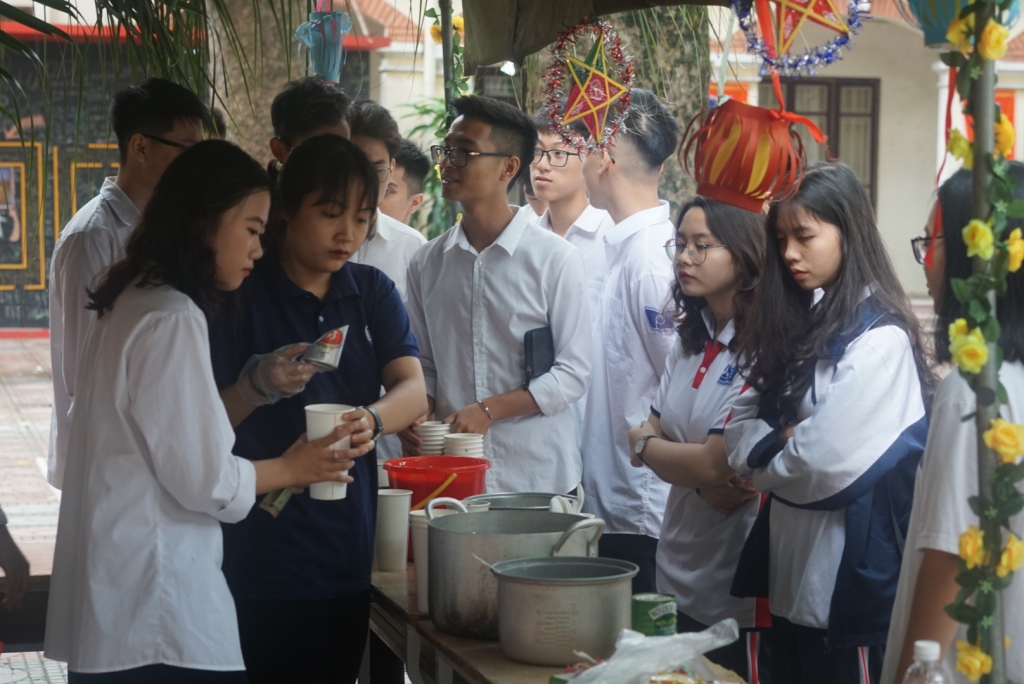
632;593;677;636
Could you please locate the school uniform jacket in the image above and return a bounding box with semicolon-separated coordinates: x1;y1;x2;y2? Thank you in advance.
725;295;928;648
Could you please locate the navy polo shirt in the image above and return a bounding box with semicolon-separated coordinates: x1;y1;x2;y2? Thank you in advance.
209;257;419;600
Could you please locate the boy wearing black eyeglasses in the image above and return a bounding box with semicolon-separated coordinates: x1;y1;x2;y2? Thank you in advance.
400;95;592;496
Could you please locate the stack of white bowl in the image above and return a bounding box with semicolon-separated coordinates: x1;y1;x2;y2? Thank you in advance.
413;421;450;455
443;433;485;456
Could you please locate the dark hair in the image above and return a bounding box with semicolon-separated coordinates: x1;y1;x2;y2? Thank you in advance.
672;196;766;356
935;165;1024;363
348;100;402;159
89;140;271;318
110;78;211;163
267;134;379;254
452;95;537;185
532;112;589;139
618;89;680;171
737;161;936;416
271;76;351;145
395;139;431;194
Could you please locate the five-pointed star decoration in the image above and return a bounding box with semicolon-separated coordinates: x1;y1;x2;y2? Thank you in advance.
562;32;627;142
771;0;850;55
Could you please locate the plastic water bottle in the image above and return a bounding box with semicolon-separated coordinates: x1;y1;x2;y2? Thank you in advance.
902;640;953;684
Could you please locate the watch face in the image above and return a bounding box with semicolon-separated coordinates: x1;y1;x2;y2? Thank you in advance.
635;438;645;454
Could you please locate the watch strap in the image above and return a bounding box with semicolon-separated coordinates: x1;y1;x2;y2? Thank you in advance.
637;434;656;465
362;405;384;440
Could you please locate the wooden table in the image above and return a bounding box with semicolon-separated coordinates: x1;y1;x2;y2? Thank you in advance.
369;565;559;684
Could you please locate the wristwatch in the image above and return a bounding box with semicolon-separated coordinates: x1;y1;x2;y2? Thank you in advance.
634;434;657;465
362;405;384;441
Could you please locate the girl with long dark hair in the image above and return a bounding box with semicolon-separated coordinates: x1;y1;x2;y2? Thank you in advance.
725;162;935;684
627;196;770;682
883;165;1024;683
44;140;365;684
208;134;426;684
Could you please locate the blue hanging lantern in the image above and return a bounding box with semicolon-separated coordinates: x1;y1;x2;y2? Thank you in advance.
295;1;354;84
903;0;1019;47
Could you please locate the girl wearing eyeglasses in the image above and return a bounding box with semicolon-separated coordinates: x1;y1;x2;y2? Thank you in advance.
725;162;935;684
627;196;769;682
883;164;1024;683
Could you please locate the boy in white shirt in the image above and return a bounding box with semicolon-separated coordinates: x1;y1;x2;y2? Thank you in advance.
579;89;681;593
378;139;429;227
401;96;592;493
48;78;209;489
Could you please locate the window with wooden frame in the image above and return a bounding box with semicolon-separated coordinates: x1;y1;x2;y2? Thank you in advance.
758;78;880;207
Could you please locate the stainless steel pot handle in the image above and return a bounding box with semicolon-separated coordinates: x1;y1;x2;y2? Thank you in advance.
425;497;468;520
550;518;605;557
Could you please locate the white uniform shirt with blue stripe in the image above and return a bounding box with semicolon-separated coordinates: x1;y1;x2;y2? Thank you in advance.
726;316;926;629
581;201;675;536
652;311;760;628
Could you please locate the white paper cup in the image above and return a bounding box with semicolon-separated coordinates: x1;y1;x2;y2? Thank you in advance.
305;403;355;501
375;489;413;572
377;457;389;488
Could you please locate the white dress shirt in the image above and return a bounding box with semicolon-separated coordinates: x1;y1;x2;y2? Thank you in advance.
47;178;140;489
883;362;1024;684
536;204;614;317
652;313;760;628
45;284;257;673
519;203;543;224
406;207;592;493
581;201;675;537
351;210;427;301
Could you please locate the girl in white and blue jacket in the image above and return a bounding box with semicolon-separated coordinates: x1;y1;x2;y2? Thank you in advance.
725;162;936;684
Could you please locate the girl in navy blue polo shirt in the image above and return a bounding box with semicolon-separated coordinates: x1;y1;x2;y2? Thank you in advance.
627;196;768;683
725;162;936;684
208;135;426;684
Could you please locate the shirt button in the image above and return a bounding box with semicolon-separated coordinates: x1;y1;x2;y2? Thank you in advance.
699;367;707;373
319;316;324;323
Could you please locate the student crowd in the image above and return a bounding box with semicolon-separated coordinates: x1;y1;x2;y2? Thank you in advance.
0;75;1019;684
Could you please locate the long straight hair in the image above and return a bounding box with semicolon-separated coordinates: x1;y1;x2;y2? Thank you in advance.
88;140;271;318
736;162;936;415
936;165;1024;363
672;196;766;355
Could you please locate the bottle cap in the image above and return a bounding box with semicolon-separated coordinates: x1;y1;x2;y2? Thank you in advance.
914;640;941;662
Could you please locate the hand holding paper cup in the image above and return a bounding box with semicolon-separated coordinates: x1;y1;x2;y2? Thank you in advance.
304;404;373;500
279;425;364;490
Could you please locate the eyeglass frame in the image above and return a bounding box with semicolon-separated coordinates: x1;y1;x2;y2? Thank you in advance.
142;133;192;150
910;235;944;265
532;147;582;167
664;238;729;265
373;163;393;183
430;145;511;168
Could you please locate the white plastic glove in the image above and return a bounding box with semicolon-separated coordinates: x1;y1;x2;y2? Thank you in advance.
238;343;318;406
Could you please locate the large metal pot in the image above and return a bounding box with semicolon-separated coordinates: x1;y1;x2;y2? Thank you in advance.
426;499;604;639
491;557;638;666
464;492;578;511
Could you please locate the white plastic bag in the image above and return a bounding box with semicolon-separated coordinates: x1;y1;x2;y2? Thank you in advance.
570;619;741;684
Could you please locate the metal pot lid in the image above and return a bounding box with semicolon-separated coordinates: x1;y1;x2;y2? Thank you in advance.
464;492;578;510
428;509;587;534
491;556;639;584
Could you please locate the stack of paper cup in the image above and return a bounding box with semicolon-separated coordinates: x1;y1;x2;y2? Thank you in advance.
375;489;412;572
443;433;484;456
305;404;354;500
413;421;450;455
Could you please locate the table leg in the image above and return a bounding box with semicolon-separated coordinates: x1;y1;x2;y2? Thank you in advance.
406;628;427;684
437;657;454;684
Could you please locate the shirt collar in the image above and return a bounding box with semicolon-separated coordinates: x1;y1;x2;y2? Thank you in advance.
372;210;397;242
604;200;671;247
538;204;606;235
701;307;736;347
443;205;530;257
100;177;142;226
262;255;361;303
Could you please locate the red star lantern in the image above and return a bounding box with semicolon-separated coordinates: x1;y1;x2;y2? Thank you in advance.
769;0;850;55
562;33;628;143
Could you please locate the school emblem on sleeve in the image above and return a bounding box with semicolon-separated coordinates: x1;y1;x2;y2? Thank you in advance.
644;307;675;334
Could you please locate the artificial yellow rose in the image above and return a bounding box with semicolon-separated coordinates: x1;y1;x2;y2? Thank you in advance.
983;417;1024;464
964;219;996;260
996;113;1016;159
452;15;465;35
996;533;1024;577
948;129;974;170
434;163;441;181
979;18;1010;60
956;641;994;681
960;525;989;569
951;327;989;374
429;23;442;43
1008;228;1024;273
947;14;975;53
949;317;970;343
